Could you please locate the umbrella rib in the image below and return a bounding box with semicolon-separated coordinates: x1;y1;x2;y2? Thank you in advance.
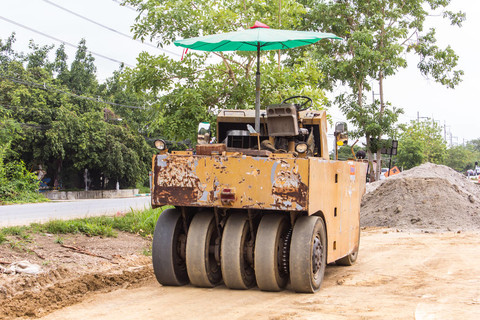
195;42;228;51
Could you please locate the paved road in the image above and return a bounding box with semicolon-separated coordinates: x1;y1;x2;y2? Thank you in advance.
0;196;151;227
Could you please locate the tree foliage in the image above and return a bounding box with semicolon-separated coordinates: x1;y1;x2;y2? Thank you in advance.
467;139;480;154
0;34;153;190
301;0;464;179
0;98;41;203
444;145;479;173
332;144;364;161
122;0;330;142
396;120;447;169
123;0;464;182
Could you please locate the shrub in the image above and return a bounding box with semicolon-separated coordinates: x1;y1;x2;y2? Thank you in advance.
0;160;46;204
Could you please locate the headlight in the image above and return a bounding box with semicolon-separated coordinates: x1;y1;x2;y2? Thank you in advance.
154;139;166;150
295;143;308;153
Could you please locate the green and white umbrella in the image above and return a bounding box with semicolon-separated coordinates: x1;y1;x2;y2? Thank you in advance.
174;21;341;132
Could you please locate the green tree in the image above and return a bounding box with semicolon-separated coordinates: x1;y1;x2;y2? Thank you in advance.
395;136;424;170
0;33;19;71
444;145;479;172
396;120;447;169
26;40;54;71
332;144;364;161
100;67;154;137
0;36;153;191
122;0;329;142
302;0;464;180
467;139;480;153
69;39;97;93
0;104;42;203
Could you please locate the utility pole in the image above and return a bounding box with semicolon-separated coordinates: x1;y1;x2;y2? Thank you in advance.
417;111;430;122
444;121;447;141
372;90;380;104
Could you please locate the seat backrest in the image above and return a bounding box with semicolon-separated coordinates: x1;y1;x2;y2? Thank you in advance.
266;104;299;136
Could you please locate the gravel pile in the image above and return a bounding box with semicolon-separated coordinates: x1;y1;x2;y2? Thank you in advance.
361;163;480;231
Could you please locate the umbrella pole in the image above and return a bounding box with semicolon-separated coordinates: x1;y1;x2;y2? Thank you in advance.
255;44;261;133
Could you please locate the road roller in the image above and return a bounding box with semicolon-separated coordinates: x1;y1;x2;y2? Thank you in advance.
151;96;366;293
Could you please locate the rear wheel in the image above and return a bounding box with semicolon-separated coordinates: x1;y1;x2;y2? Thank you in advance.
186;211;222;287
152;208;189;286
289;216;327;293
336;228;360;266
221;213;256;289
336;250;358;266
254;215;290;291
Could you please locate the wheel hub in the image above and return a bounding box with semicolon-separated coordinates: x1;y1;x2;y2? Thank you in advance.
312;236;323;275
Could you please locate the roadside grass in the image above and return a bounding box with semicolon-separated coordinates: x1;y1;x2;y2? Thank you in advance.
136;185;151;194
0;206;169;245
1;226;31;241
36;219;117;237
0;192;49;205
0;231;6;244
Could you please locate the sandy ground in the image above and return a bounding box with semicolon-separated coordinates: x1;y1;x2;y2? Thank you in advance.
33;228;480;320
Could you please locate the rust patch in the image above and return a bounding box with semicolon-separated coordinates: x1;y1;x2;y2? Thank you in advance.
271;166;308;210
155;187;198;205
272;182;308;206
153;156;203;206
208;176;220;202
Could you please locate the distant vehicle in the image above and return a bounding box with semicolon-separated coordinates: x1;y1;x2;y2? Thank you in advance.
466;167;480;177
380;168;389;180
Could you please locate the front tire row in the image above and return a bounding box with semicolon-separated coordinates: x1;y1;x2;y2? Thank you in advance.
153;209;353;293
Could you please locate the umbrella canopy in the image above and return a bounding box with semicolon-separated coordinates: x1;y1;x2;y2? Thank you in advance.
174;21;341;52
174;21;341;132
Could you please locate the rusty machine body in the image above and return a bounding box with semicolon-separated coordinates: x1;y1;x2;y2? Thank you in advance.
151;96;366;293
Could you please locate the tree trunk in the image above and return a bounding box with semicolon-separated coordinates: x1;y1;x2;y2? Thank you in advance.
374;69;385;181
359;81;376;182
53;158;62;189
374;6;387;181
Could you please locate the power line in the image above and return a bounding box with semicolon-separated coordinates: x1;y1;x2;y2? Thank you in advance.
0;15;134;67
0;73;145;109
41;0;180;57
111;0;143;15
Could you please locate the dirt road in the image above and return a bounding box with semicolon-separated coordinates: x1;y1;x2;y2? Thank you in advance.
36;229;480;320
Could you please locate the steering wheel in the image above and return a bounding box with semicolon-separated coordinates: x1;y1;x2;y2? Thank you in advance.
281;95;313;111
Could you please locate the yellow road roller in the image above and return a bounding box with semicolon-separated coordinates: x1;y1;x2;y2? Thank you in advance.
151;96;366;293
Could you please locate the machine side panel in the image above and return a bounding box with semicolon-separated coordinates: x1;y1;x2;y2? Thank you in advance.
308;159;366;263
151;154;309;211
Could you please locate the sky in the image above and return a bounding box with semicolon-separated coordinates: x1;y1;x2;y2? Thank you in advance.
0;0;478;145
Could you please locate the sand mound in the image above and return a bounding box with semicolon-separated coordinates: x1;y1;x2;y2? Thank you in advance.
361;163;480;231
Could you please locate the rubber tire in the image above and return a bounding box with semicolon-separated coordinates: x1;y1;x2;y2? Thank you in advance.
221;213;256;289
289;216;327;293
254;215;289;292
336;228;360;266
186;211;222;287
152;208;189;286
336;250;358;266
